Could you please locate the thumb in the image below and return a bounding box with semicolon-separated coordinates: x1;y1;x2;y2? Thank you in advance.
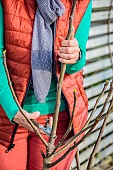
70;26;75;40
28;111;40;119
49;117;53;128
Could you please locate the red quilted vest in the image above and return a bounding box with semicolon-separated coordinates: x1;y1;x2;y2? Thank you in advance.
0;0;90;150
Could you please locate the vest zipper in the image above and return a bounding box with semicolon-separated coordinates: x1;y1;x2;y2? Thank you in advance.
5;124;18;153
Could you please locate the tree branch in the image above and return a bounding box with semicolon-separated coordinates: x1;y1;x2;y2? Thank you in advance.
47;81;113;161
75;149;81;170
50;81;113;158
84;80;109;128
3;50;48;147
46;102;113;169
86;84;113;170
49;0;77;148
62;106;113;147
50;89;76;156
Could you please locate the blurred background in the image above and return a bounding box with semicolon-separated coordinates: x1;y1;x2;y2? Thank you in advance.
71;0;113;169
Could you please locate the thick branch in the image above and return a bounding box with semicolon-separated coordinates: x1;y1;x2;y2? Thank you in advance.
49;0;77;146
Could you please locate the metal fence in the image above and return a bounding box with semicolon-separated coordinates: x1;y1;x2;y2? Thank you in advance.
71;0;113;169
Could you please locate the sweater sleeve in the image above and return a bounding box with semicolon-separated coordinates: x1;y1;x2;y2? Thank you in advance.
0;3;19;122
66;0;92;74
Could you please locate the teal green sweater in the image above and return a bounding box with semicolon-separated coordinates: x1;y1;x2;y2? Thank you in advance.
0;1;92;121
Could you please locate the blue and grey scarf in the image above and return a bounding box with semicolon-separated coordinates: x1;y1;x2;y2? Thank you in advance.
31;0;65;103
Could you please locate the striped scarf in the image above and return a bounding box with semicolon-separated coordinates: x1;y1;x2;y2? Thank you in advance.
31;0;65;103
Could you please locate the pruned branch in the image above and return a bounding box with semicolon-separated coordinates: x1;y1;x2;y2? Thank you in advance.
84;80;109;128
75;150;81;170
49;0;77;147
50;80;113;158
60;89;76;144
46;103;113;169
87;95;113;170
62;106;113;147
50;89;76;156
45;81;113;168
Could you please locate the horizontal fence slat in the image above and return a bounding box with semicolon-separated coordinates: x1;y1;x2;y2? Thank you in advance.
93;0;112;9
88;93;112;111
79;133;113;164
79;118;113;150
87;34;113;49
89;23;113;37
85;82;109;99
92;10;113;22
89;103;113;121
72;145;113;170
87;44;113;60
84;69;113;88
84;58;112;75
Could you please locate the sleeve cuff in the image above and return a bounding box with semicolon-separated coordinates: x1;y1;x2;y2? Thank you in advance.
65;46;86;74
0;47;3;57
0;85;19;123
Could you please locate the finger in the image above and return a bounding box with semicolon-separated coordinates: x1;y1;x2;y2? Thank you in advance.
59;46;79;54
58;52;78;60
61;38;78;47
58;58;77;64
39;129;46;134
28;111;40;119
21;121;47;134
20;121;35;133
21;120;41;133
49;117;53;127
21;121;43;134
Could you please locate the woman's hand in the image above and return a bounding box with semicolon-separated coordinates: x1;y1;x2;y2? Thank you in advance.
58;38;80;64
58;27;80;64
13;110;53;133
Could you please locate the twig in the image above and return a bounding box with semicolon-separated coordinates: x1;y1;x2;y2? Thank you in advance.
75;149;81;170
49;82;113;159
60;89;76;144
62;106;113;147
46;103;113;169
49;0;77;146
86;94;113;170
84;80;109;128
3;51;48;147
50;89;76;156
